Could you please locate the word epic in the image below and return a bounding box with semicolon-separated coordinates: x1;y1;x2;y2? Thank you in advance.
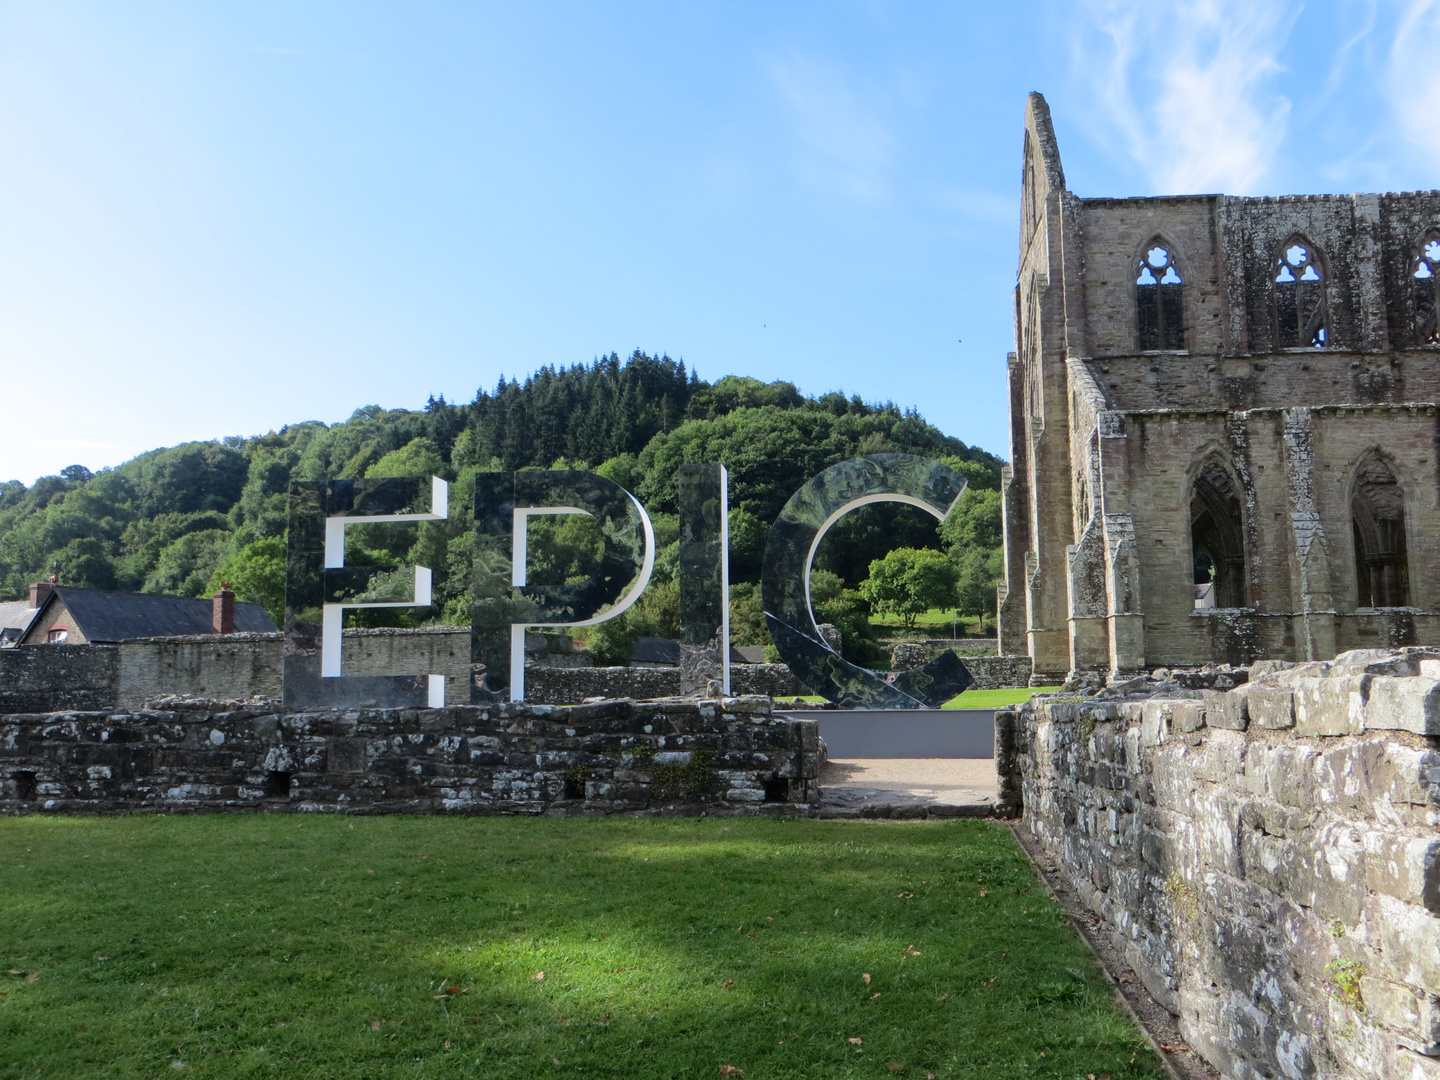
282;454;974;711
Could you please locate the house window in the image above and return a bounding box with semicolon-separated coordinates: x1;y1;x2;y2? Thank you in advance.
1352;454;1410;607
1274;241;1327;347
1136;245;1184;349
1190;462;1246;609
46;628;69;643
1413;235;1440;344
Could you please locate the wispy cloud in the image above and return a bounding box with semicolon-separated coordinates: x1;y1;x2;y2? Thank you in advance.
766;51;896;201
1385;0;1440;173
1070;0;1296;195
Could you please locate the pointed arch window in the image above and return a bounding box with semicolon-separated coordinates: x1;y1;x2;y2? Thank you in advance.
1412;233;1440;345
1190;461;1246;609
1136;245;1184;349
1274;241;1327;347
1352;454;1410;607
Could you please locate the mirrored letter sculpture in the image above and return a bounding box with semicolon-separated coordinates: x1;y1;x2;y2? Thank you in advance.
471;471;654;702
761;454;973;708
678;463;730;695
284;476;448;710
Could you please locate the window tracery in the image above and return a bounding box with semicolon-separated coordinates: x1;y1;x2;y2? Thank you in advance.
1352;453;1410;608
1273;241;1327;347
1136;244;1184;349
1412;234;1440;344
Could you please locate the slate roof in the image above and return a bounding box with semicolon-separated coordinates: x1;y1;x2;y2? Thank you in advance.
36;587;277;642
0;600;37;646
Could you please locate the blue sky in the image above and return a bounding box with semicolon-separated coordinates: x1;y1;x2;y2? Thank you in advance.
4;1;1439;485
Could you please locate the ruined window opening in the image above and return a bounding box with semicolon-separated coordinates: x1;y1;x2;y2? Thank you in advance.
763;777;791;803
1413;235;1440;344
264;770;292;798
10;771;37;800
1190;463;1246;609
1352;455;1410;608
1136;245;1184;349
1274;241;1327;347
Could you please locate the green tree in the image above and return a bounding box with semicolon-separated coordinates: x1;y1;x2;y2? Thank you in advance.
939;488;1002;552
953;547;1004;635
859;547;959;630
365;437;446;480
207;536;287;625
145;529;231;597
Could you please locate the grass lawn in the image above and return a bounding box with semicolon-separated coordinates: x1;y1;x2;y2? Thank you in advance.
780;688;1061;709
0;816;1163;1080
943;687;1063;709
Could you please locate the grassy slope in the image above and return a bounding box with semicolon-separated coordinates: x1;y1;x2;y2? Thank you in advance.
0;817;1162;1080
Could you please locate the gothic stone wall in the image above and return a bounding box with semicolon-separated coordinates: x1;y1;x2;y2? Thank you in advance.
1004;93;1440;677
0;696;819;816
1001;648;1440;1080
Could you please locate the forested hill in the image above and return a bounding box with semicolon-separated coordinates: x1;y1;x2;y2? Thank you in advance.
0;351;1005;657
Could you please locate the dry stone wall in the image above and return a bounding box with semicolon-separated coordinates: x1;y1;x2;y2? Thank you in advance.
0;696;818;816
1002;647;1440;1080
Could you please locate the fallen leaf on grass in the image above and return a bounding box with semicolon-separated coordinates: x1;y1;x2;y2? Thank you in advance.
936;993;948;1002
848;1037;863;1045
1086;1073;1113;1080
721;979;735;988
904;945;921;956
552;1057;561;1066
6;970;20;975
718;1066;744;1077
982;978;997;988
558;1019;571;1027
869;993;882;1000
369;1021;381;1031
862;973;871;984
978;888;989;897
897;891;914;899
887;1063;904;1073
443;1040;451;1049
533;971;545;981
97;957;110;962
1021;908;1030;916
25;973;39;984
602;1013;612;1024
445;986;467;995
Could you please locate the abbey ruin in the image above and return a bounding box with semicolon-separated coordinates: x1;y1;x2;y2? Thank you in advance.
1001;92;1440;684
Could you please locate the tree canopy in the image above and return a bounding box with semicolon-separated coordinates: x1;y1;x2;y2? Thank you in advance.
0;351;1007;641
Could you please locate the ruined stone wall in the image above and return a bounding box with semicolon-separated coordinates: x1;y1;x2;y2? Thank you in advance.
114;628;477;709
1002;649;1440;1080
10;632;1029;712
0;645;117;713
524;665;808;703
0;696;818;816
1005;93;1440;677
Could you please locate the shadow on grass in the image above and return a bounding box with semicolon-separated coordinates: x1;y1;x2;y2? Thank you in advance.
0;816;1165;1080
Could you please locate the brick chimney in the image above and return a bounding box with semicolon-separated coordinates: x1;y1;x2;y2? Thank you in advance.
29;575;57;609
212;583;235;634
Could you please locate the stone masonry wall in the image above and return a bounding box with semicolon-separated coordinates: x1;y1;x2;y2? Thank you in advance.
0;696;819;816
9;630;1030;712
0;644;118;713
1001;647;1440;1080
